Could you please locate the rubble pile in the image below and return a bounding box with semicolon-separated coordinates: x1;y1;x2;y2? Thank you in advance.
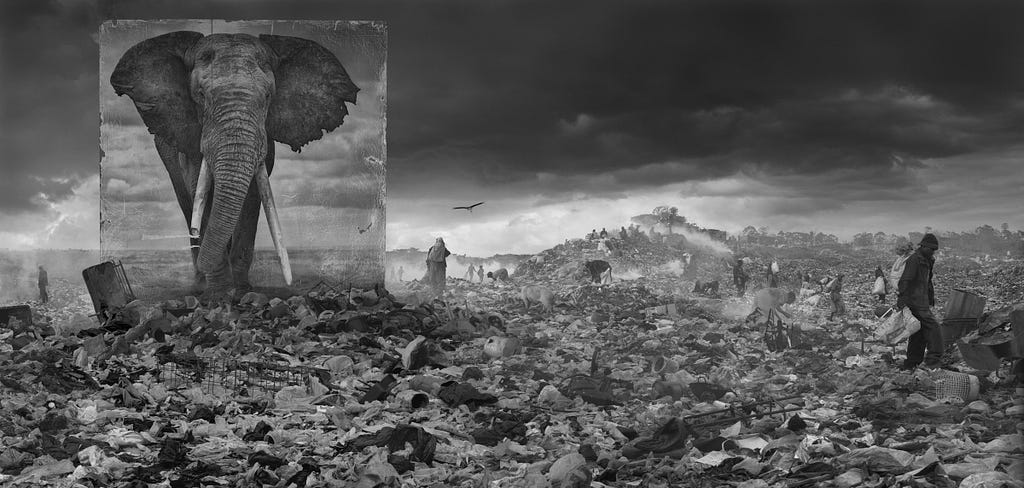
0;243;1022;487
513;236;691;282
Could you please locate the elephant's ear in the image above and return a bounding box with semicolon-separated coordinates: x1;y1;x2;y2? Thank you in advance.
110;31;204;157
260;34;360;152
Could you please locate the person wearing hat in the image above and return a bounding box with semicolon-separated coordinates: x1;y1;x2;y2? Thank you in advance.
896;233;943;370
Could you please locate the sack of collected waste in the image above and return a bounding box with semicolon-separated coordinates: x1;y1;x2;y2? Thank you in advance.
889;254;910;290
876;307;920;345
872;276;886;295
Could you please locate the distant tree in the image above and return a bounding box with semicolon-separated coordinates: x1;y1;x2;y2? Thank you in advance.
652;206;686;234
630;214;660;229
741;226;760;244
853;232;874;247
976;224;998;253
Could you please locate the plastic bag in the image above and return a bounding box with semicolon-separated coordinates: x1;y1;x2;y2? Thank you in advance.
877;307;920;345
889;254;910;290
872;276;886;295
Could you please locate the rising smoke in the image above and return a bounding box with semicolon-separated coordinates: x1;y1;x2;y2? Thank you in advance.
676;227;733;256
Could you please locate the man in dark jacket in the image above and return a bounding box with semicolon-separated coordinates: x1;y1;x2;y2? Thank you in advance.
897;233;943;370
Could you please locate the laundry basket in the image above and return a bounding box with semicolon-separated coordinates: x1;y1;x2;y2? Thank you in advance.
931;370;980;403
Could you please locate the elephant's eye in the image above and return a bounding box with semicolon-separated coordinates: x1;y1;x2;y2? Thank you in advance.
198;51;215;65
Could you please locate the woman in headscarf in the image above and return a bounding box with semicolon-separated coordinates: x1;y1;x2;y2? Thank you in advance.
426;237;451;295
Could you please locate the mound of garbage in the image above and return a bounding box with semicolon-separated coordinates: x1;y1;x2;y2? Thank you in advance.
1;243;1022;487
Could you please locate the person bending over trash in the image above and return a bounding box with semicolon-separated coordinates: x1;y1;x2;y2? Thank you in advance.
897;233;944;370
579;260;612;284
487;268;510;282
692;280;720;297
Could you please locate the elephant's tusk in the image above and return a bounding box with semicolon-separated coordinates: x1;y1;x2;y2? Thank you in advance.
255;164;293;286
190;158;211;238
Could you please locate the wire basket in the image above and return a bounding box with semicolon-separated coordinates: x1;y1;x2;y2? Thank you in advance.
932;370;980;403
159;354;329;396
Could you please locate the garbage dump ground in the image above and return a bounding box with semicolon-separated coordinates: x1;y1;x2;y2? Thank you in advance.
1;237;1022;487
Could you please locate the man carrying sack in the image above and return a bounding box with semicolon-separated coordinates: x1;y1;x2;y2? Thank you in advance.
896;233;944;370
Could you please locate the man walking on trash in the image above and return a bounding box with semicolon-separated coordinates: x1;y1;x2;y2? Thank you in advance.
732;258;749;296
897;233;944;370
826;273;846;322
766;257;779;288
37;265;48;304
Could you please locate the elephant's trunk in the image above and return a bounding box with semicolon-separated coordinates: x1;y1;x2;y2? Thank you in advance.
196;115;265;278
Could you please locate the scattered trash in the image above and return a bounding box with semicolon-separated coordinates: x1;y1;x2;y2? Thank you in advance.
482;336;521;359
1;235;1021;486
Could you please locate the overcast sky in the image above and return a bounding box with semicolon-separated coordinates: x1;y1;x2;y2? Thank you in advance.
2;0;1024;257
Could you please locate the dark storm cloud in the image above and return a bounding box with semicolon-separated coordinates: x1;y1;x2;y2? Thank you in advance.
378;0;1024;197
1;0;101;212
5;0;1024;216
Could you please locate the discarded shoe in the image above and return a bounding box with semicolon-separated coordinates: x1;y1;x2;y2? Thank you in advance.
621;418;691;460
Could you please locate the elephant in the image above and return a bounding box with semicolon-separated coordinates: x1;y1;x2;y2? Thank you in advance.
110;31;358;296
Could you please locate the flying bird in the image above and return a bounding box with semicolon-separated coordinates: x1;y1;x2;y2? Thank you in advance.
358;221;373;234
453;202;485;212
